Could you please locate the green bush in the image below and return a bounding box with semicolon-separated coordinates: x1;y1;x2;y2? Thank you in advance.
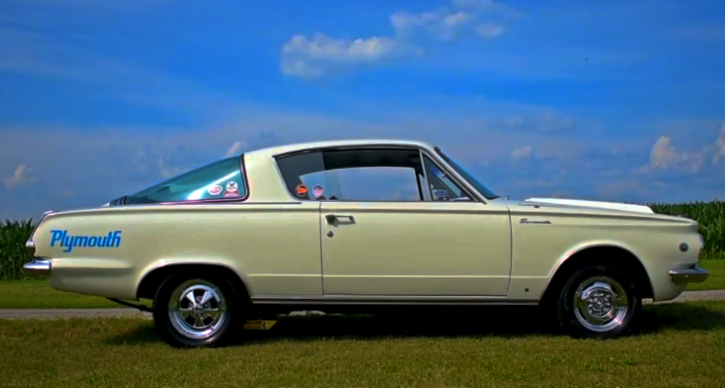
0;219;39;281
1;200;723;281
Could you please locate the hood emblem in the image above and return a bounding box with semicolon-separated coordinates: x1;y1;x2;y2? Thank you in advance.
520;218;551;224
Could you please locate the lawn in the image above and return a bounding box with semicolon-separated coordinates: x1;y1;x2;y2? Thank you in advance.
1;259;722;309
0;281;151;309
1;301;725;387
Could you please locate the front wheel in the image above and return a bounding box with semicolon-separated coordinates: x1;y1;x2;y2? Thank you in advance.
152;271;243;348
557;265;642;339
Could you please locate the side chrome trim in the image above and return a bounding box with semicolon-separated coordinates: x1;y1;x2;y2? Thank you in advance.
251;296;538;306
23;259;52;277
669;267;709;284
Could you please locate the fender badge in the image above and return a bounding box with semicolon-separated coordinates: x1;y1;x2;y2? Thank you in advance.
520;218;551;224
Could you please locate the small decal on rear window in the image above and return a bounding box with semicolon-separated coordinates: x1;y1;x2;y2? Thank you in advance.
224;181;239;197
50;230;122;253
312;184;324;198
207;185;222;195
295;184;309;197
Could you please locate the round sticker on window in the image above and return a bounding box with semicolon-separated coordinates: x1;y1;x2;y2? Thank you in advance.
207;185;222;195
295;184;309;197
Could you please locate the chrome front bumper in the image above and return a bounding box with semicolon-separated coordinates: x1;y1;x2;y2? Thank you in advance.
23;259;52;277
669;266;709;284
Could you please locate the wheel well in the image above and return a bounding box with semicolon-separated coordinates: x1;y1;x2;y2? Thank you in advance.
541;246;654;305
136;264;250;301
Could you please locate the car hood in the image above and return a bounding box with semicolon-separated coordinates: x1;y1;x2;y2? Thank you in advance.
501;196;694;223
520;197;654;214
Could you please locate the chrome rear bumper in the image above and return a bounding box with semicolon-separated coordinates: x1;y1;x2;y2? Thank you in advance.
23;259;52;277
669;266;709;284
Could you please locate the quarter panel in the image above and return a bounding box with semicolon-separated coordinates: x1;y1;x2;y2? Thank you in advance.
33;203;322;300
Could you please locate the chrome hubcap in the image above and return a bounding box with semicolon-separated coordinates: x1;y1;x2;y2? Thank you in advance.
168;280;227;340
573;276;628;332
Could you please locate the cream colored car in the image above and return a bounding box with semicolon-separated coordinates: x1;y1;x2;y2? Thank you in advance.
23;139;708;347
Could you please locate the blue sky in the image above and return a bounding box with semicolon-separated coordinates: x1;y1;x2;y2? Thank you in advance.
1;0;724;220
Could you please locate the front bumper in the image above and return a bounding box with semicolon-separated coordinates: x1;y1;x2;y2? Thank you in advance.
23;259;52;277
669;266;709;284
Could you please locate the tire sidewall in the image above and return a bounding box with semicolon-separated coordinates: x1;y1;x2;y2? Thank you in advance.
153;270;243;348
557;265;641;339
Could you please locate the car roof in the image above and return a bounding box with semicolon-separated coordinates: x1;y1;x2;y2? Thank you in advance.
243;139;437;158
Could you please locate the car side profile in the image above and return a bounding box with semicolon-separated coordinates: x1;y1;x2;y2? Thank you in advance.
22;139;708;347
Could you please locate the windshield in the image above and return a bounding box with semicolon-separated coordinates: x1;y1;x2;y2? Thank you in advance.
434;147;499;200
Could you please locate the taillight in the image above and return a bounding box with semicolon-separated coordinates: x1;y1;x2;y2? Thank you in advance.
26;210;53;257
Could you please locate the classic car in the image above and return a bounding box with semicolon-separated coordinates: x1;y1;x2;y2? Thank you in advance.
22;139;708;347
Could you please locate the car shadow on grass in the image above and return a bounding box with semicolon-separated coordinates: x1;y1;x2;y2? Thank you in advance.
107;302;725;346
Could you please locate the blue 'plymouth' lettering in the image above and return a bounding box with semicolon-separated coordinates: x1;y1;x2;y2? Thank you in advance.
50;230;122;253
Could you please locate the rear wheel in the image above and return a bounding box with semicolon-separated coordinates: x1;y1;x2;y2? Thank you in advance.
153;271;245;348
557;265;641;339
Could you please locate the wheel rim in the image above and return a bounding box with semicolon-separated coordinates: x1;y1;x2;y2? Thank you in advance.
573;276;629;333
168;279;227;340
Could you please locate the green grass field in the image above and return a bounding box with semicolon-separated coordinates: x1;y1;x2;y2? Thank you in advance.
1;259;722;309
1;301;725;387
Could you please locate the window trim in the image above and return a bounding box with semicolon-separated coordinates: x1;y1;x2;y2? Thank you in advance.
125;154;251;207
272;145;487;204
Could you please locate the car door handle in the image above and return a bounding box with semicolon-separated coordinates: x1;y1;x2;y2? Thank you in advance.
325;214;354;224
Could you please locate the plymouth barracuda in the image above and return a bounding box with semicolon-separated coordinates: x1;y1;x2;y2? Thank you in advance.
22;139;709;347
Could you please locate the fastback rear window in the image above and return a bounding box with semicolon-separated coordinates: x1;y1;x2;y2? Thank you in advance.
124;155;247;204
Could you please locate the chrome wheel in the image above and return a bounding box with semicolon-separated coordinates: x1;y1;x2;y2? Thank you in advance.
573;276;629;333
168;279;227;340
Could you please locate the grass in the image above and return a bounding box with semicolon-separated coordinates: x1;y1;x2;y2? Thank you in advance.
0;281;150;309
0;258;722;309
1;301;725;387
686;258;725;291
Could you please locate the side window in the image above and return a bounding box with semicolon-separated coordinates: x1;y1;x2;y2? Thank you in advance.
276;149;425;201
335;167;422;201
276;151;341;200
422;155;471;201
125;156;246;204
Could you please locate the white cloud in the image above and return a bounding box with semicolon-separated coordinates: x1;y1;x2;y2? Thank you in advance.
281;0;515;78
511;145;533;160
280;33;417;78
714;123;725;163
225;141;247;156
390;0;512;42
645;123;725;173
4;164;36;189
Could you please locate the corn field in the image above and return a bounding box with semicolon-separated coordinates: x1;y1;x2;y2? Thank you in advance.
1;200;724;281
649;200;725;259
0;219;40;281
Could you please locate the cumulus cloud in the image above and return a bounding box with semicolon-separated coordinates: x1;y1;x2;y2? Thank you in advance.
511;145;533;160
4;164;36;189
225;141;247;156
645;122;725;172
280;0;516;78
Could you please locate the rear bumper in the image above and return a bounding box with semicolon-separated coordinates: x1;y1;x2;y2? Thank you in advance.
23;259;52;277
669;266;709;284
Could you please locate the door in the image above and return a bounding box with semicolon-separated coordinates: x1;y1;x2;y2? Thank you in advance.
321;201;511;296
274;146;512;297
